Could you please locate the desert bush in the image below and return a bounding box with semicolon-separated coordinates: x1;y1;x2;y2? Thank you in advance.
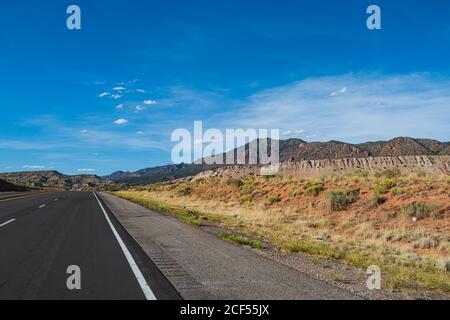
414;237;438;249
304;180;325;196
288;187;302;197
239;194;253;204
381;178;396;190
176;185;193;196
371;178;396;195
147;183;163;192
324;189;360;211
240;179;256;194
267;194;281;205
375;168;401;179
390;187;401;196
226;178;243;187
371;193;387;206
350;169;369;178
402;201;439;220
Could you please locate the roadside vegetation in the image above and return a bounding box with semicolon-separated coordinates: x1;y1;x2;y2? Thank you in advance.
113;169;450;294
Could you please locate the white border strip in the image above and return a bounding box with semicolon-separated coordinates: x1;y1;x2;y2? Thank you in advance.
0;219;16;228
93;192;157;300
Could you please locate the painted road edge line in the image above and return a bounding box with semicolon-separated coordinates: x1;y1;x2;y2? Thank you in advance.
93;192;157;301
39;204;46;209
0;219;16;228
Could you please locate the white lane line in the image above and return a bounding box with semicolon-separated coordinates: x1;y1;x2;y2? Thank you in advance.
54;198;58;201
93;192;157;301
0;219;16;228
39;204;46;209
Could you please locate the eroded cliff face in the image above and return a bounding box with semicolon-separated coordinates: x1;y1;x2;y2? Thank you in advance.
194;156;450;180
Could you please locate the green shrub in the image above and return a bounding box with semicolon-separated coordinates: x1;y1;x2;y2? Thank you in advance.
376;168;401;179
350;169;369;178
381;178;396;190
218;232;262;250
390;187;401;196
304;180;325;196
239;194;253;204
288;187;302;197
267;194;281;205
402;202;438;220
371;193;387;206
226;178;243;187
147;183;163;192
325;189;360;211
176;185;193;196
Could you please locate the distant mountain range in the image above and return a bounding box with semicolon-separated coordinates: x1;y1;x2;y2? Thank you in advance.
105;137;449;185
1;137;448;189
0;171;118;191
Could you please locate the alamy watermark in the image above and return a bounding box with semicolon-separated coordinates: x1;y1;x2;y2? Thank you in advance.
171;121;280;174
366;265;382;290
66;5;81;30
66;265;81;290
367;5;381;30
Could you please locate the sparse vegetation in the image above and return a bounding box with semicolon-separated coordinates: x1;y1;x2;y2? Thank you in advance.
113;169;450;294
402;201;439;220
267;194;281;205
304;180;325;196
176;185;193;196
218;232;263;250
324;189;359;211
226;178;243;187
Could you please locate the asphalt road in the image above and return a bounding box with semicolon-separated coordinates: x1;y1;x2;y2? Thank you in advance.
0;192;180;300
101;192;360;300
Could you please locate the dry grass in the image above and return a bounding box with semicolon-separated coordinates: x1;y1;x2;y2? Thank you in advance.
114;170;450;294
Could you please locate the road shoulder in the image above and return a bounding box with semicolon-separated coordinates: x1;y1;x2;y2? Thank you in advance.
99;192;361;300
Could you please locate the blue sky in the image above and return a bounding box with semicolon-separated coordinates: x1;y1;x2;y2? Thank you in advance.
1;0;449;175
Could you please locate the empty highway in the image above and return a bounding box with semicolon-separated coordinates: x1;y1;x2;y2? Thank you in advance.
0;192;180;300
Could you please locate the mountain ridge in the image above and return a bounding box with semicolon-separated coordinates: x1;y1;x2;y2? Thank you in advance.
105;137;449;184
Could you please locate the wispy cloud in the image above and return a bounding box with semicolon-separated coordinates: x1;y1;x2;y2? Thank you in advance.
114;119;128;125
22;165;46;169
144;100;157;105
329;87;347;97
77;168;96;172
230;73;450;142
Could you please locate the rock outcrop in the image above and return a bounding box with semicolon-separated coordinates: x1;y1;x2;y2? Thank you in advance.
194;156;450;180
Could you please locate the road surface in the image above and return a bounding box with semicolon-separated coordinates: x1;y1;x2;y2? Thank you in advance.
0;192;180;300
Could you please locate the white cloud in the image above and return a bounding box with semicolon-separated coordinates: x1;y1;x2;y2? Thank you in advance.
113;86;126;91
114;119;128;125
144;100;157;105
99;92;110;98
136;89;146;94
111;94;122;100
329;87;347;97
136;131;144;134
22;165;46;169
115;104;124;110
230;73;450;142
282;129;305;137
135;105;144;112
78;168;96;172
